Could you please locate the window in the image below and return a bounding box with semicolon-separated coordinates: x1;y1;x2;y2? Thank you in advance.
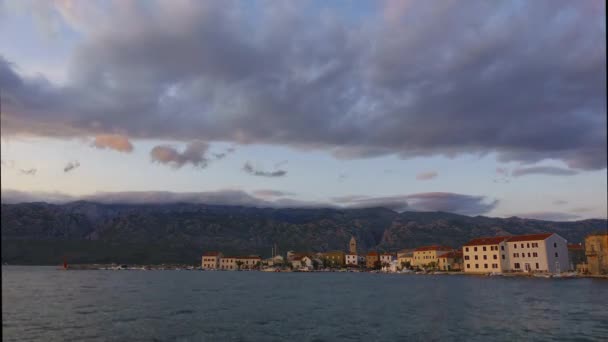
483;246;487;251
554;242;557;248
533;252;538;257
475;256;478;260
474;247;477;252
513;253;518;258
514;263;520;269
502;255;505;260
466;264;470;269
492;264;498;269
483;255;487;260
514;244;517;249
555;252;559;257
475;264;479;269
493;255;497;260
464;256;470;260
501;246;504;251
521;243;524;248
484;264;488;269
465;247;469;252
536;263;539;269
527;253;531;257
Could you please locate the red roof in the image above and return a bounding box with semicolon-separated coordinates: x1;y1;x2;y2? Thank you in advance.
440;251;463;259
203;252;221;256
367;251;379;256
414;245;453;252
463;236;510;247
507;233;553;242
232;256;261;260
567;243;584;250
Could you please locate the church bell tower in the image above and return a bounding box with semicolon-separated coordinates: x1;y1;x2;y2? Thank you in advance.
349;236;357;254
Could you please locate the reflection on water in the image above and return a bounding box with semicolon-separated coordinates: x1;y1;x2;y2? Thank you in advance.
2;266;608;341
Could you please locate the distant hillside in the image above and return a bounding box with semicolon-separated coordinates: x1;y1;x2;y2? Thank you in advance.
1;202;605;265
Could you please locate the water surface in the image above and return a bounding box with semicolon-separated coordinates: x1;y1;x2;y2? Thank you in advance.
2;266;607;341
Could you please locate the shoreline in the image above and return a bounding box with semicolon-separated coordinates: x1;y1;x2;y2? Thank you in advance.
3;264;607;279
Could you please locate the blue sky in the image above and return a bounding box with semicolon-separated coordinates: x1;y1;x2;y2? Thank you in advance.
0;0;606;220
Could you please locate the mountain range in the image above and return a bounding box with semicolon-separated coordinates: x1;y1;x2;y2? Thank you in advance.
2;201;606;265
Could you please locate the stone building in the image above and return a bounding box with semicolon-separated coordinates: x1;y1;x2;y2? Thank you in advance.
201;251;223;269
366;251;380;269
585;232;608;275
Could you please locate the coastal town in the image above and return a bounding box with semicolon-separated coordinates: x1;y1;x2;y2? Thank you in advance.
201;231;608;277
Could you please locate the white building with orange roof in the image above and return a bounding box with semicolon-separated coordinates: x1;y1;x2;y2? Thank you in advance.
506;233;568;273
462;236;511;273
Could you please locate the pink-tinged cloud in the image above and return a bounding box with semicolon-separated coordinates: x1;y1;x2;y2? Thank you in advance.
150;141;209;169
496;167;509;175
416;171;438;180
92;134;134;153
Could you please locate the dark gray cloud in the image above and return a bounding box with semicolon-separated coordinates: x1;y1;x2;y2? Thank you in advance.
19;168;37;176
243;162;287;177
150;141;208;168
0;1;605;170
511;211;581;221
63;161;80;173
333;192;498;216
416;171;438;180
512;166;579;177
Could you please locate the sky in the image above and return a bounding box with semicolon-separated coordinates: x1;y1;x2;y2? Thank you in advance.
0;0;606;221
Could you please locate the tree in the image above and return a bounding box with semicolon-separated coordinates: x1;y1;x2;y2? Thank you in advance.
235;261;243;270
373;260;381;270
312;259;320;270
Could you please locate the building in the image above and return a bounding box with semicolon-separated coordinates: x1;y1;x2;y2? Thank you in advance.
349;236;357;254
567;243;585;271
585;232;608;275
235;256;262;270
220;256;237;270
397;250;414;269
219;255;261;270
412;246;453;268
380;253;394;266
366;251;380;269
506;233;568;273
322;251;345;267
201;251;223;269
463;237;510;273
345;254;358;267
438;250;463;271
263;255;284;266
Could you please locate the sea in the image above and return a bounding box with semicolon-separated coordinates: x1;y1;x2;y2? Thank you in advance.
2;266;607;341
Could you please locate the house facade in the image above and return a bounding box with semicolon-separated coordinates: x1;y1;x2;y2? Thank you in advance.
438;250;463;271
397;250;414;269
345;254;358;267
412;246;453;267
323;251;345;267
585;232;608;275
366;251;380;269
506;233;568;273
380;253;394;266
463;237;510;273
201;251;223;269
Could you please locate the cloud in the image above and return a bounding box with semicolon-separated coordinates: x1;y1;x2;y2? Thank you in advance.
0;189;496;216
416;171;438;180
496;167;509;176
252;189;295;198
332;192;499;216
511;211;581;221
552;200;568;206
243;162;287;177
19;168;37;176
63;161;80;173
91;134;133;153
511;166;579;177
150;141;209;168
0;1;605;170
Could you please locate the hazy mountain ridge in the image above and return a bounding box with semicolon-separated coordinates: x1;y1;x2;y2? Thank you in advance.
1;202;605;265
